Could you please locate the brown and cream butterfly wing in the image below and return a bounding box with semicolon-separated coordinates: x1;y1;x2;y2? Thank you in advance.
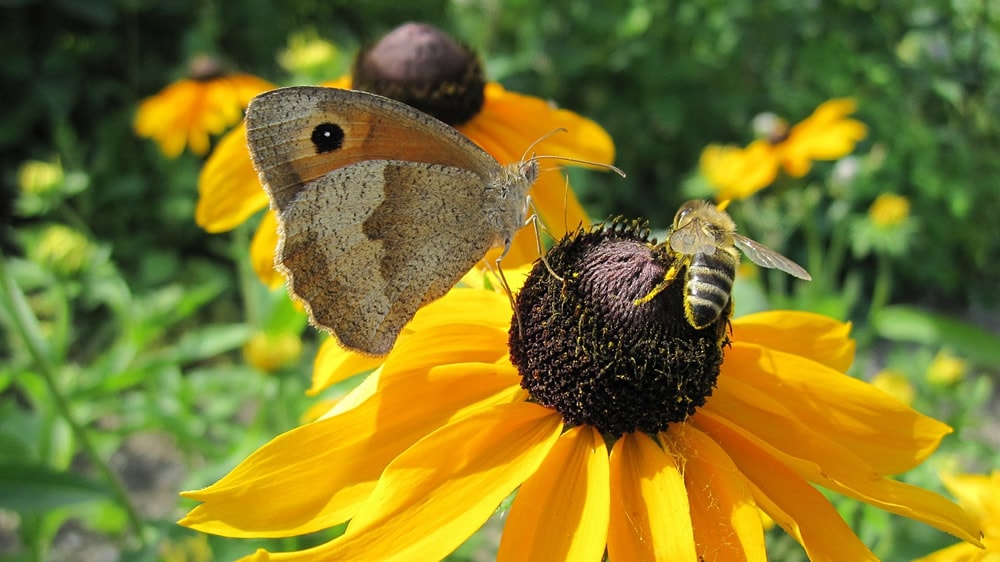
276;160;497;355
245;86;500;211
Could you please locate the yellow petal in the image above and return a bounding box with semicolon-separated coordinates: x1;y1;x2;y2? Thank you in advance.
498;425;609;562
700;140;780;201
250;210;285;289
195;123;269;232
694;413;879;562
461;82;614;269
307;287;514;395
607;431;697;562
253;403;563;562
180;361;523;537
732;310;855;372
779;98;867;177
940;470;1000;525
913;540;990;562
671;424;767;561
307;336;383;395
403;286;513;334
705;373;983;546
722;342;951;475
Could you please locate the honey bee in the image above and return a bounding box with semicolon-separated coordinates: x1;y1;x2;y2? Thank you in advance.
636;200;811;329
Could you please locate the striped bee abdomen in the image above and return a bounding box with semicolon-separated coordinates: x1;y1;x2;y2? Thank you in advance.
683;249;737;329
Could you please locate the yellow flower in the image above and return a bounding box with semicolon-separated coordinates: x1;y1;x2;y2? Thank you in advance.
777;98;868;177
134;56;275;158
870;369;916;406
242;332;304;374
195;35;614;288
700;98;868;200
926;350;967;385
180;221;980;561
868;192;912;228
699;140;780;201
916;471;999;561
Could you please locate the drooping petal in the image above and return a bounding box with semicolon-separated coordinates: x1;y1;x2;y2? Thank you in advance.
195;123;270;232
248;403;563;562
607;431;697;562
732;310;855;372
705;374;983;546
694;413;879;562
497;425;609;562
180;361;523;537
670;424;767;562
250;210;284;289
307;336;384;395
721;342;951;474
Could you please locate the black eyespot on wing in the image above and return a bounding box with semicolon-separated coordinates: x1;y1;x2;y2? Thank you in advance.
311;123;345;154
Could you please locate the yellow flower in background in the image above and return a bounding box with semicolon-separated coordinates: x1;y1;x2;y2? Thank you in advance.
700;98;868;200
242;332;304;374
700;139;779;201
917;471;999;561
868;192;912;228
134;56;275;158
926;350;967;385
870;369;916;406
179;221;980;561
195;23;615;288
778;98;868;177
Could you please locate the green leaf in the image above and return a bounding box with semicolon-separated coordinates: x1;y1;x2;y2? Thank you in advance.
873;305;1000;367
0;464;110;512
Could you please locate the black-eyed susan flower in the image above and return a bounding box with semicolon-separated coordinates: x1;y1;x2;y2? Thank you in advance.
917;470;998;561
179;219;981;561
134;55;275;158
701;98;868;201
194;23;615;288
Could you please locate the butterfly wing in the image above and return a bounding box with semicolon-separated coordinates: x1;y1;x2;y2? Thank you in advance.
245;86;499;212
277;161;498;355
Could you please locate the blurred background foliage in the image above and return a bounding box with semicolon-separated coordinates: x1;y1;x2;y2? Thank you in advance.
1;0;998;560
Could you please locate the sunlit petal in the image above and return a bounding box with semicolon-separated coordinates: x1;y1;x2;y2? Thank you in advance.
180;362;523;537
247;403;562;562
695;413;879;561
721;342;951;474
732;310;855;372
498;425;609;562
607;431;697;562
671;424;767;561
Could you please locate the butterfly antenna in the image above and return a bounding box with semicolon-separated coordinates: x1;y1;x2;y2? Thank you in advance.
531;155;626;178
519;128;569;163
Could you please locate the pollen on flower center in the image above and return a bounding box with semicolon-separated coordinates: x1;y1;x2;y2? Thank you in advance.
509;219;729;437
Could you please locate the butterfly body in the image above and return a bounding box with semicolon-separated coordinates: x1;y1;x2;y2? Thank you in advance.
246;86;537;355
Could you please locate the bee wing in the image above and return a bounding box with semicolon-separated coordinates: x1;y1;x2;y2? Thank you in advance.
733;233;812;280
670;221;719;256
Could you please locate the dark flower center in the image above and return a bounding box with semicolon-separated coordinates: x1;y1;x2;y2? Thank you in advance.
352;22;485;126
509;219;729;437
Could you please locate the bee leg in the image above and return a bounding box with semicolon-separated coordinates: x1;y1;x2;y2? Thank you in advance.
633;262;683;306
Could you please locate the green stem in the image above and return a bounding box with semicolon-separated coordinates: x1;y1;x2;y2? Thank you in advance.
0;253;147;547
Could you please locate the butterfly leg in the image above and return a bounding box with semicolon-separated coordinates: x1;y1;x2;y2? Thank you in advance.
492;240;523;337
526;195;565;282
